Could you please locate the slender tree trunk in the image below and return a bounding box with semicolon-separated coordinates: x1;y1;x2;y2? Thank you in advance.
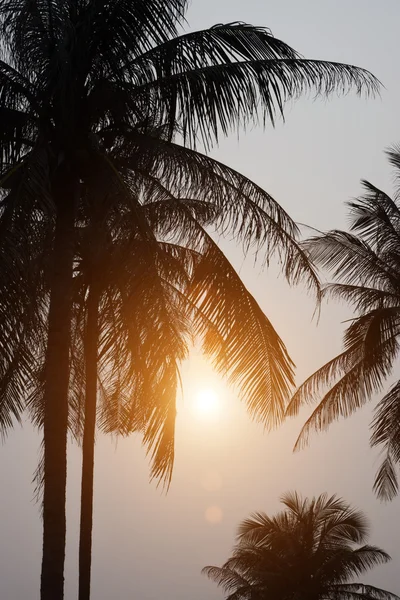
41;174;77;600
79;277;100;600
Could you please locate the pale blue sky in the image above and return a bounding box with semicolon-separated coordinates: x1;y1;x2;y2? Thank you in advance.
1;2;400;599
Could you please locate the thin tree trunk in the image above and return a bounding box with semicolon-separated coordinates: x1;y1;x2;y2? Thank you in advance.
41;174;77;600
79;277;100;600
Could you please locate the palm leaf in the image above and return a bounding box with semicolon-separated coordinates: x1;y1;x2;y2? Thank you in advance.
116;132;321;295
131;58;379;149
370;380;400;500
322;283;398;314
302;231;399;291
328;583;400;600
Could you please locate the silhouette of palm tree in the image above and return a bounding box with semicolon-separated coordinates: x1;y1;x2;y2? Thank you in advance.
204;492;399;600
287;147;400;502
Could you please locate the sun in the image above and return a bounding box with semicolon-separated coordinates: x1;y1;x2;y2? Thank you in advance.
193;388;221;419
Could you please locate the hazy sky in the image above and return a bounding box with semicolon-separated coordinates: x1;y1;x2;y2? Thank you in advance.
2;1;400;599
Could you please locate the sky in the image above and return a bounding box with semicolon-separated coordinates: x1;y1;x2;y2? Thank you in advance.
1;1;400;599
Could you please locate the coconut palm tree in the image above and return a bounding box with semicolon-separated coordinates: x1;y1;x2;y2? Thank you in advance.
0;1;379;598
72;164;306;600
203;492;399;600
1;129;324;600
286;147;400;502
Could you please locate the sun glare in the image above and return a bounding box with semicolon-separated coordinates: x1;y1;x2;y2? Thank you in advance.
193;388;221;419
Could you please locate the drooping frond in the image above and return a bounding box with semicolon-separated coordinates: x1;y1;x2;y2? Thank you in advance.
318;546;391;583
287;305;400;423
372;457;398;504
93;234;191;485
0;189;49;434
116;133;321;295
322;284;398;314
370;380;400;500
328;583;400;600
131;57;379;149
202;565;254;598
32;435;44;509
189;237;294;427
302;231;399;291
386;145;400;194
348;182;400;258
115;131;298;236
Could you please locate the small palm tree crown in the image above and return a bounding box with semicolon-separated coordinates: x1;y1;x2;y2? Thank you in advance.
203;492;399;600
286;147;400;501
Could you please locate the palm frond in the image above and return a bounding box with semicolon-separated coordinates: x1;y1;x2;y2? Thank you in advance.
347;184;400;276
116;133;321;295
130;22;299;73
317;507;369;546
320;545;391;582
385;145;400;194
288;307;400;448
328;583;400;600
93;233;191;485
302;231;399;291
237;511;277;545
202;565;253;594
190;239;294;427
131;58;378;149
32;436;44;512
372;458;398;503
370;380;400;500
322;283;398;314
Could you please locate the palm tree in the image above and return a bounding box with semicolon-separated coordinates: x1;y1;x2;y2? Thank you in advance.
0;2;379;598
72;163;308;600
203;492;399;600
286;147;400;502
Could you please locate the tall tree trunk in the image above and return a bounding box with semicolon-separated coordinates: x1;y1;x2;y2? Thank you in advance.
41;174;77;600
79;278;100;600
